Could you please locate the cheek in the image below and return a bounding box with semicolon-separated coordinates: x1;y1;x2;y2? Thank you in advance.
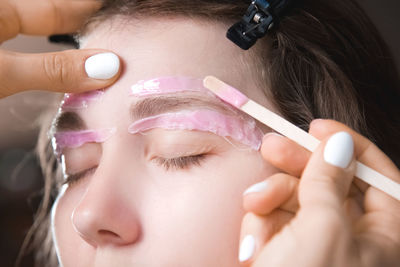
144;151;277;264
201;152;276;238
211;150;278;199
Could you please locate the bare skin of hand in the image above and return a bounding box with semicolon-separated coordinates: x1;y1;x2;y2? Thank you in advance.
0;0;121;98
240;119;400;267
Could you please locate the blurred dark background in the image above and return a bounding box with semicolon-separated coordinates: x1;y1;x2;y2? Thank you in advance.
0;0;399;266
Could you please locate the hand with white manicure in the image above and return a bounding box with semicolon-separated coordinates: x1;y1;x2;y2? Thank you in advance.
0;0;121;99
239;119;400;267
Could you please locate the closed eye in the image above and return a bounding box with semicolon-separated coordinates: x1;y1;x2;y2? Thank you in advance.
63;166;97;186
153;154;207;171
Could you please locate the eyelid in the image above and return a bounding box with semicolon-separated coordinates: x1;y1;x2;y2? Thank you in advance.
61;142;102;177
147;136;218;161
153;154;208;171
63;166;97;186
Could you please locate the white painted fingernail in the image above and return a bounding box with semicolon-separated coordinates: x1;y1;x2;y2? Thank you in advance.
243;181;268;196
323;132;354;169
85;52;120;79
239;235;256;262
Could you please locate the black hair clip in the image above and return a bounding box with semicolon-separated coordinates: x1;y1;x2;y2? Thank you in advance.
48;34;79;48
227;0;294;50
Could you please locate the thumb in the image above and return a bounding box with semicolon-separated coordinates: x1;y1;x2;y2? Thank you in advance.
298;131;356;212
0;49;121;98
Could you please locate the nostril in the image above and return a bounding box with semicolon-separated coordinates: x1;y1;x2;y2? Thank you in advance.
98;229;120;238
97;229;132;245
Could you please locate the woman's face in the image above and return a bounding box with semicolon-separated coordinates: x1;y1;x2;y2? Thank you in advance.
52;18;278;266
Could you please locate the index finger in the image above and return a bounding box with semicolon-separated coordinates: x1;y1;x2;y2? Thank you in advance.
1;0;100;41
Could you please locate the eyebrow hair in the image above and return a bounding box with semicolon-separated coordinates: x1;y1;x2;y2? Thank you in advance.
53;95;230;133
53;111;86;132
131;95;230;120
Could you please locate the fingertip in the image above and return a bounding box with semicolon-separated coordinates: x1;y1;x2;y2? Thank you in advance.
309;118;330;135
52;49;121;94
262;132;284;142
262;132;310;177
242;179;273;214
242;180;269;213
261;132;286;159
243;174;299;215
309;119;350;139
243;180;269;196
309;118;325;128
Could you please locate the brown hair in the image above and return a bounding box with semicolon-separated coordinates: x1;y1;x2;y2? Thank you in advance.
25;0;400;266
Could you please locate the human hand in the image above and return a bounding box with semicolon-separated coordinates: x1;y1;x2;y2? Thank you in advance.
0;0;120;98
239;119;400;267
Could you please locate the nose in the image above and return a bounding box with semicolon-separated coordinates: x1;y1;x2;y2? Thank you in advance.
71;170;141;247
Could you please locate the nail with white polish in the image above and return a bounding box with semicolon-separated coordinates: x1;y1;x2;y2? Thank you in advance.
239;235;256;262
323;131;354;169
243;181;268;196
85;52;120;79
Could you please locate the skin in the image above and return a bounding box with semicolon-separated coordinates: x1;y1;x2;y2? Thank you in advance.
0;0;120;98
52;18;278;267
241;120;400;266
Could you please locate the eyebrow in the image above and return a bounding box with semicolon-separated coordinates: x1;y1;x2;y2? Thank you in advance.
53;111;86;132
131;95;230;120
53;95;230;133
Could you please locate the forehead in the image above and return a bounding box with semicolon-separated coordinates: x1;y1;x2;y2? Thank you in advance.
81;18;269;101
82;18;243;77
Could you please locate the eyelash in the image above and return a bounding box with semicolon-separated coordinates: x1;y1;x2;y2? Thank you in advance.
63;154;207;185
153;154;207;171
63;166;97;186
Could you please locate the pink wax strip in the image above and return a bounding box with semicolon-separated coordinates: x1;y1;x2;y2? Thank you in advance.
52;128;116;156
215;84;249;108
128;110;263;150
130;77;211;97
203;76;249;108
61;90;104;110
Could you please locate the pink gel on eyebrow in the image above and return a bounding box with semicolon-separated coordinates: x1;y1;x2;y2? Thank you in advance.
214;84;249;108
128;110;263;150
203;77;249;108
52;128;116;156
61;90;104;110
130;77;210;96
